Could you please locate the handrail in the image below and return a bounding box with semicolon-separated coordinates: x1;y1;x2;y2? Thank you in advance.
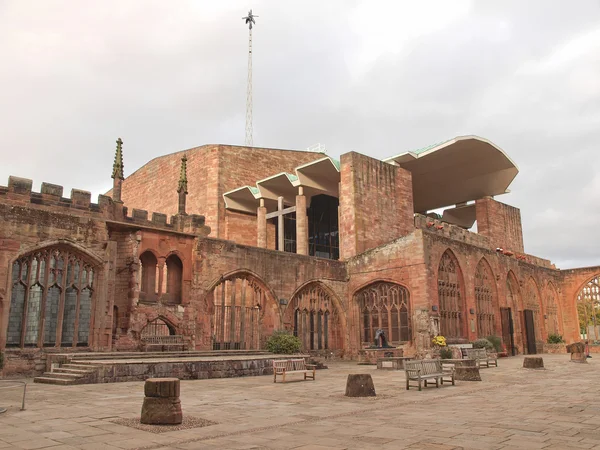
0;380;27;411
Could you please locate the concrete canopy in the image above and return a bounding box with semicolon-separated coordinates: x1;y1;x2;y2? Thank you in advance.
223;157;340;214
384;136;518;213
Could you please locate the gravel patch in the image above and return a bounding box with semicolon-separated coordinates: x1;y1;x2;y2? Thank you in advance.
112;415;217;434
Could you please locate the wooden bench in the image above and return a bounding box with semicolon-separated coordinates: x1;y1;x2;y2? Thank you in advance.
273;359;316;383
141;335;186;352
464;348;498;368
404;359;455;391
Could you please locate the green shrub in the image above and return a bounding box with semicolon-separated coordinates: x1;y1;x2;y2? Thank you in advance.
486;335;503;353
266;330;302;354
472;338;494;351
439;347;453;359
547;333;565;344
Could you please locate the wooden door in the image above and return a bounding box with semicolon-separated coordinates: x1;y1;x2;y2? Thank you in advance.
523;309;537;355
500;307;515;356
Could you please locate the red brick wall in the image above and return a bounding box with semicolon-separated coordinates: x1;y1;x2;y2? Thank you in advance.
116;145;323;240
476;197;524;253
339;152;414;259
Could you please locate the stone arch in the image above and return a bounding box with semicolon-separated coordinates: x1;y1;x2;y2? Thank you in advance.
474;257;498;338
139;251;158;303
140;316;176;338
165;254;183;304
545;281;562;336
504;270;523;354
5;243;99;349
286;281;345;353
354;281;412;346
207;270;278;350
576;274;600;340
436;249;467;341
524;277;543;342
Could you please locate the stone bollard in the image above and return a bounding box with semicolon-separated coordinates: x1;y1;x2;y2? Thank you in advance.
345;374;376;397
523;356;544;369
566;342;587;363
141;378;183;425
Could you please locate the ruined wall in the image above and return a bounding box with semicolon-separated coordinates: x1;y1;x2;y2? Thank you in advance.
117;145;323;239
339;152;414;260
194;238;348;351
560;266;600;343
476;197;525;253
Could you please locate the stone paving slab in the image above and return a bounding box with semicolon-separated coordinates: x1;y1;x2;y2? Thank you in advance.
1;354;600;449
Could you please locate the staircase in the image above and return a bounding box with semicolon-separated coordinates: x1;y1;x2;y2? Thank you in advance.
34;363;100;385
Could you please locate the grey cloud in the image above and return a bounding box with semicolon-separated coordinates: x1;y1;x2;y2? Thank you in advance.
1;0;599;268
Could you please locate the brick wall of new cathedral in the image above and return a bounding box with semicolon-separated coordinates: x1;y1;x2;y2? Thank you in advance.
0;144;597;376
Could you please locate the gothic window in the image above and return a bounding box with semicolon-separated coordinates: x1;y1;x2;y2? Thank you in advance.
438;251;465;340
475;259;496;338
140;251;158;302
356;282;411;345
524;279;542;341
577;276;600;338
212;276;264;350
291;283;341;351
166;255;183;304
545;283;560;335
6;247;95;348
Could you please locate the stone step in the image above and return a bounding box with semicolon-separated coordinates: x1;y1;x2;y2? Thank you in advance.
53;368;95;375
63;350;270;360
40;372;81;380
33;376;78;385
61;364;101;370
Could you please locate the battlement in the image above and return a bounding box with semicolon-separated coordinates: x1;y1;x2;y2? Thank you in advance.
0;176;210;237
414;214;555;269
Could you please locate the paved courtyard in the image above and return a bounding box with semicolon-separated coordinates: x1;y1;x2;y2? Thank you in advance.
0;354;599;450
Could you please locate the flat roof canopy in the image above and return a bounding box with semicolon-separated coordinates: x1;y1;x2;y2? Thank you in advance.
384;135;518;212
224;157;340;214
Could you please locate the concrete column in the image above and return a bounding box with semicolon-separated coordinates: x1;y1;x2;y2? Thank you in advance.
257;198;267;248
296;186;308;255
277;196;284;251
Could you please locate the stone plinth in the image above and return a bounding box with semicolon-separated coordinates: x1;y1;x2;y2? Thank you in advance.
566;342;588;363
141;378;182;425
441;359;481;381
358;348;403;365
345;374;376;397
523;357;544;369
377;357;413;370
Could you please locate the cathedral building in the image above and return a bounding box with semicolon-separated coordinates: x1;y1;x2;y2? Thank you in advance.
0;136;597;376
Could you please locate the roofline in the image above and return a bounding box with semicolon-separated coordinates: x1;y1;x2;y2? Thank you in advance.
383;135;520;172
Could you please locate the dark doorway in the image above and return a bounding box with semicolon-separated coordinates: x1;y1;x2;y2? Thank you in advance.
523;309;537;355
500;307;515;356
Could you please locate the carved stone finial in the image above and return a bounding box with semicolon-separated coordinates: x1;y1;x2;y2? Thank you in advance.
112;138;124;180
177;154;188;194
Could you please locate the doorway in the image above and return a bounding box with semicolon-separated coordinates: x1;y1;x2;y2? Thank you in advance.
500;307;515;356
523;309;537;355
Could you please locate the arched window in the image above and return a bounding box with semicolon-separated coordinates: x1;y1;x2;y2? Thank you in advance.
438;251;465;340
211;275;266;350
141;318;174;338
356;282;411;345
577;276;600;339
290;283;341;351
6;247;95;348
166;255;183;304
139;251;157;302
475;259;496;338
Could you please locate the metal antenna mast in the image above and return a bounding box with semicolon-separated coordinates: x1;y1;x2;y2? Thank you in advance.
242;9;257;147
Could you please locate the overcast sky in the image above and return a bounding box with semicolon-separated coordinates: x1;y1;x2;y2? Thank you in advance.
1;1;599;269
